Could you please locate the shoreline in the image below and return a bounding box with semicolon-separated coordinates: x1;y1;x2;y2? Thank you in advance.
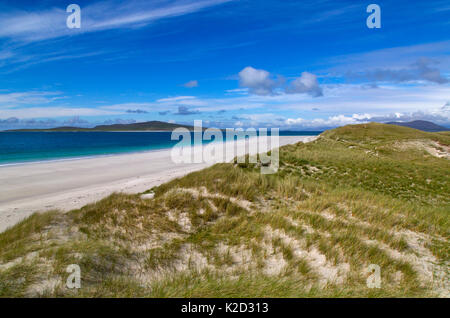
0;135;317;233
0;132;321;167
0;146;172;168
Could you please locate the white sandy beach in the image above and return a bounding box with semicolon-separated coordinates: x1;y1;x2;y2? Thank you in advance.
0;135;317;232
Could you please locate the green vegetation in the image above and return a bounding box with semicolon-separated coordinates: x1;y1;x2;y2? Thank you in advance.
0;123;448;297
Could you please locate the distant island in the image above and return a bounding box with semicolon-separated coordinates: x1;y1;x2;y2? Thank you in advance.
387;120;449;132
6;121;200;132
7;119;449;133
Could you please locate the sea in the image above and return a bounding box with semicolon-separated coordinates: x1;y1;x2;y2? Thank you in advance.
0;131;321;165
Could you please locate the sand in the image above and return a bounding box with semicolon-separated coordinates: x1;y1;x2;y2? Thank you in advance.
0;136;316;232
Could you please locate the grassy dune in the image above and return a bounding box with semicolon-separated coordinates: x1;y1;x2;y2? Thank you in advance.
0;123;448;297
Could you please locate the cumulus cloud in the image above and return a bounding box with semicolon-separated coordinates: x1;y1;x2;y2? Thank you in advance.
158;110;171;115
238;66;323;97
238;66;277;96
183;80;198;88
285;72;323;97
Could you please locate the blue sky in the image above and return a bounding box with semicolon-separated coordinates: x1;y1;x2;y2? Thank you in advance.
0;0;449;130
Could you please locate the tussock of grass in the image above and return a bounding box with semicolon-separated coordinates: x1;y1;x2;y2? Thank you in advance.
0;123;448;298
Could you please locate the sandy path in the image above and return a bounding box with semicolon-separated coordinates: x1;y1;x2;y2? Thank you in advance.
0;136;316;232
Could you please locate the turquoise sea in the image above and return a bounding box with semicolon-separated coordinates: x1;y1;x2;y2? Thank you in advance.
0;131;321;165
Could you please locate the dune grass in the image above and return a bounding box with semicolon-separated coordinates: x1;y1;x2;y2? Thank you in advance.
0;123;448;297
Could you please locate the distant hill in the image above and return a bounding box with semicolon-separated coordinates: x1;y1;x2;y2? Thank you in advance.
6;121;200;132
386;120;449;132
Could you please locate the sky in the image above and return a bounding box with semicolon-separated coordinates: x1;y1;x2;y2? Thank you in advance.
0;0;449;130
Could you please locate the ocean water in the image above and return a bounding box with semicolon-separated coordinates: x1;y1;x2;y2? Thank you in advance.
0;131;320;165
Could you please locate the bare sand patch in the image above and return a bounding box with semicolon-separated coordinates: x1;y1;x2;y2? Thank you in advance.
394;140;450;159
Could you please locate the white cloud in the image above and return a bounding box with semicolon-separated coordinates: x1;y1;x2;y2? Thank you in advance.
347;58;449;84
283;106;450;129
225;88;248;95
183;80;199;88
0;107;119;119
285;114;369;128
99;83;450;122
328;41;450;81
0;8;64;41
238;66;323;97
0;91;64;107
286;72;323;97
2;82;448;129
239;66;276;96
0;0;232;42
156;96;196;103
0;0;232;71
99;102;154;111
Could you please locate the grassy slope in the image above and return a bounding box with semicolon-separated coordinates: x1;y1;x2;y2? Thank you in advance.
0;123;448;297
